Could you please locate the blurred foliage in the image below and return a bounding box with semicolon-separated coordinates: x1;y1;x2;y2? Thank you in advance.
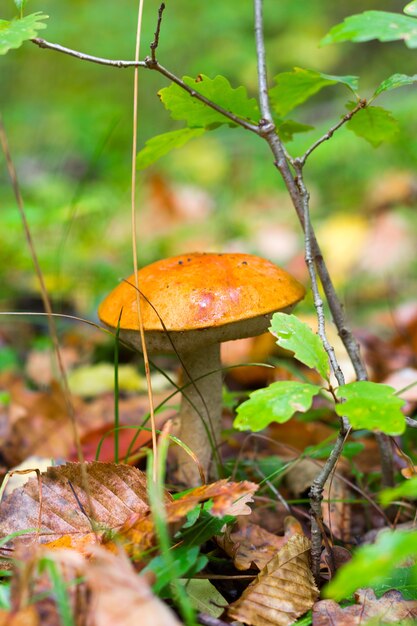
1;0;417;317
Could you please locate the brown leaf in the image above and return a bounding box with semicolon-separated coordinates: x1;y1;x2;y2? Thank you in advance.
166;479;258;520
0;607;39;626
228;534;319;626
313;588;417;625
117;479;258;556
85;547;183;626
0;462;158;549
218;516;303;571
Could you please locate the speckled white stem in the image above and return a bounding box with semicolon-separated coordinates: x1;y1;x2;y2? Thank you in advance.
174;343;222;486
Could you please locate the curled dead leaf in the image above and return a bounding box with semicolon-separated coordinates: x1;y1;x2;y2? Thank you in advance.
313;588;417;625
228;534;319;626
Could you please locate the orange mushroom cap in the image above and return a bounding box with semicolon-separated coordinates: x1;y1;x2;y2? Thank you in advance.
98;252;305;350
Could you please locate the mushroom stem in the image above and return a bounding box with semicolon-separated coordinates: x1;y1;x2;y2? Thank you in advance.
175;343;222;486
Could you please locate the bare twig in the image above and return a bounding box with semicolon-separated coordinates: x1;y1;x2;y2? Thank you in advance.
31;37;147;67
297;99;367;167
150;3;166;63
31;38;259;133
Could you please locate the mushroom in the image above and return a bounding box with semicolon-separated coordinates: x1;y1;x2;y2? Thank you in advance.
98;252;305;485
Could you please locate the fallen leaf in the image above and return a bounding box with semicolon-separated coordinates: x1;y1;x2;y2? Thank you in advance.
217;516;303;571
313;588;417;625
366;170;417;212
168;480;259;520
118;479;258;556
228;534;319;626
85;547;183;626
0;462;157;549
67;363;145;397
0;607;39;626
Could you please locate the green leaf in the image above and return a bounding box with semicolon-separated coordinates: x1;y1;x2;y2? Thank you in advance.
374;73;417;97
14;0;30;14
144;545;207;594
404;1;417;17
178;580;228;618
335;381;406;435
321;11;417;49
270;313;330;380
346;106;399;147
324;530;417;600
276;119;314;142
159;75;260;128
269;68;358;117
234;381;321;431
380;475;417;506
0;13;48;55
136;128;205;170
371;567;417;600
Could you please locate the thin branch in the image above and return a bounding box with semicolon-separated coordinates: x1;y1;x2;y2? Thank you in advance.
297;99;368;167
254;0;272;123
294;165;345;386
150;3;165;63
31;38;259;133
31;37;147;67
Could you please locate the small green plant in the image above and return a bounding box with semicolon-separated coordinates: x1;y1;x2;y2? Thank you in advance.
0;0;48;56
234;313;406;437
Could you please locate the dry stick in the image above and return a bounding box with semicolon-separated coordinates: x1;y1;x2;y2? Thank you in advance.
0;116;95;522
130;0;158;482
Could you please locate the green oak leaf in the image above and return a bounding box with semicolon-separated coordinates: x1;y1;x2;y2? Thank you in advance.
234;381;320;431
269;68;358;117
335;381;406;435
321;11;417;49
276;119;314;142
380;476;417;506
346;105;398;147
270;313;330;380
324;530;417;600
405;1;417;17
158;75;260;128
0;12;48;55
137;128;205;169
374;73;417;97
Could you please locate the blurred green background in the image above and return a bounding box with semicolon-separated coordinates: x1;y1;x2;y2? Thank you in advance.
1;0;416;322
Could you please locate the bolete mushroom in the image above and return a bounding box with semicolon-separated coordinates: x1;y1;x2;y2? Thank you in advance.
98;252;305;485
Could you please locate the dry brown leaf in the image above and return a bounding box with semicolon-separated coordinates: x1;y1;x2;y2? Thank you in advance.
0;607;39;626
0;462;157;549
117;479;258;556
218;522;287;571
228;534;319;626
313;588;417;625
218;516;303;571
85;547;183;626
165;479;258;520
